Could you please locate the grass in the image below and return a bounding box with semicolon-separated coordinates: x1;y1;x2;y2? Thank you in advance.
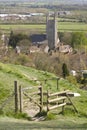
0;62;87;129
0;62;57;104
0;21;87;33
0;116;87;130
0;24;46;30
58;22;87;31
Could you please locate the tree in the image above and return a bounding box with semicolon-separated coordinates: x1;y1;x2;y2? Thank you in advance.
58;32;72;45
8;30;16;48
8;31;29;48
62;63;69;78
71;32;87;49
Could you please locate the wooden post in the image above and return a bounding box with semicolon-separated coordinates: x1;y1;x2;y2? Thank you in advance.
39;86;43;112
47;90;49;112
14;81;19;113
19;85;23;113
57;78;59;90
62;99;65;114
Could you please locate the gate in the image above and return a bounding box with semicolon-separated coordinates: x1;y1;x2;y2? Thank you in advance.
19;85;43;114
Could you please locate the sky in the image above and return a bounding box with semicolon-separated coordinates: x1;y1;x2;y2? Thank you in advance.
0;0;87;4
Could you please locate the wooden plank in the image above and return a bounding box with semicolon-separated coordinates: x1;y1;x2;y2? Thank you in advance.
30;91;40;96
49;90;69;97
67;92;80;97
48;97;66;103
22;86;41;91
22;87;33;91
23;92;42;108
49;103;66;111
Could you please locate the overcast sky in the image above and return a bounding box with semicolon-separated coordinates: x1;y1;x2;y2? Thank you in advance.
0;0;87;4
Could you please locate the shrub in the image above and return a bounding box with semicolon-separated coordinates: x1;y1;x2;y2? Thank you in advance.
8;31;29;48
67;75;77;85
34;53;51;71
15;54;29;65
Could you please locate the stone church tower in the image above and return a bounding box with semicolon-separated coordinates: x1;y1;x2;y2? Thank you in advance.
46;12;59;51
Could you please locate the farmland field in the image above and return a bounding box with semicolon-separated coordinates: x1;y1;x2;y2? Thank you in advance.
0;22;87;33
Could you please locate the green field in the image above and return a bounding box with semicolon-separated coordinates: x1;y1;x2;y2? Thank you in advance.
58;22;87;31
0;22;87;33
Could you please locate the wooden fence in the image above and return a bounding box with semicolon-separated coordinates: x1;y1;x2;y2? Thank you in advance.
46;90;78;113
14;81;43;113
47;90;68;113
19;85;43;113
0;81;78;115
14;81;78;114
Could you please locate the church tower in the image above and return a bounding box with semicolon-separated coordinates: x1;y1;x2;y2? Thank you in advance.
46;12;58;51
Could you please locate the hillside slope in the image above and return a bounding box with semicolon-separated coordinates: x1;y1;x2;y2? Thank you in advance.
0;62;87;118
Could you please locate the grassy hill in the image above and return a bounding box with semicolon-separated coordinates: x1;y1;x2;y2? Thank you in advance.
0;63;87;130
0;62;87;129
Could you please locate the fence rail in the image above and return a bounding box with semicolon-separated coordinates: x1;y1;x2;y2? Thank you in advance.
48;90;70;97
47;90;68;112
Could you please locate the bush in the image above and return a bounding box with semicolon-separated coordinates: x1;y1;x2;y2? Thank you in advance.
76;75;82;84
67;75;77;85
8;31;29;48
34;53;51;71
15;54;29;65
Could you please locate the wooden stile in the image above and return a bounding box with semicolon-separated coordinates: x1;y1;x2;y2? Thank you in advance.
49;103;66;111
48;90;69;97
47;90;69;112
48;97;66;103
